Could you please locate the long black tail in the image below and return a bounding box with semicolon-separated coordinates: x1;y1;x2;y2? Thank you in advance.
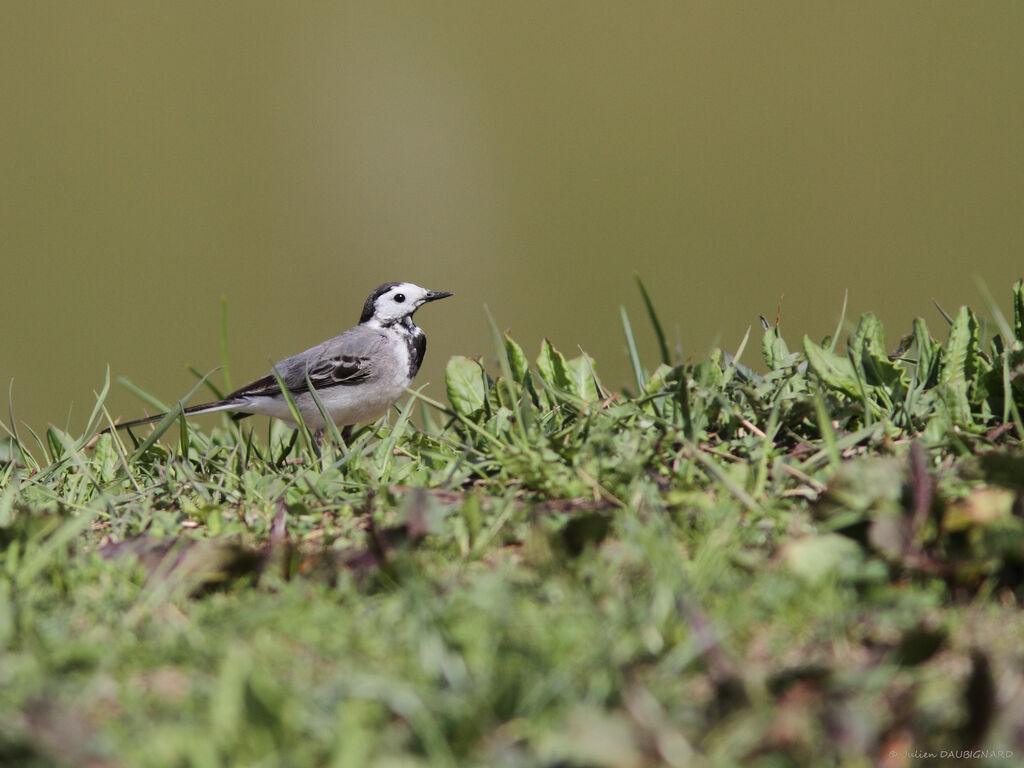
104;399;244;433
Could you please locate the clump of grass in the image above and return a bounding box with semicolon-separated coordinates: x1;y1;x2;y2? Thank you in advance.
2;279;1024;766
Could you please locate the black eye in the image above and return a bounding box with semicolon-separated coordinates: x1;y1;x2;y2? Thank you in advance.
393;293;406;303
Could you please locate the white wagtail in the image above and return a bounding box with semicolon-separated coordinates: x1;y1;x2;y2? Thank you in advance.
110;282;453;434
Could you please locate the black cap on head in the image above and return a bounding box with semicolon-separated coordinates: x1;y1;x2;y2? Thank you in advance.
359;282;402;324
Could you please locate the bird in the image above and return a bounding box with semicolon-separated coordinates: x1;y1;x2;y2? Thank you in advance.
109;282;453;435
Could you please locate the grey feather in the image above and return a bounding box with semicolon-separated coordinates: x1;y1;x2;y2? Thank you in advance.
230;325;391;401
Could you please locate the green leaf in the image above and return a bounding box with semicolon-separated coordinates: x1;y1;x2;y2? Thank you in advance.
938;306;980;425
445;356;487;416
93;433;118;484
803;335;860;398
912;317;938;388
782;534;865;584
504;333;529;383
620;307;646;391
537;339;571;390
761;324;790;370
643;363;674;395
566;354;599;402
849;314;907;409
941;306;981;386
635;274;670;366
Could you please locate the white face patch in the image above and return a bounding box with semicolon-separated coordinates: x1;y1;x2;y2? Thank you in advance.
371;283;433;323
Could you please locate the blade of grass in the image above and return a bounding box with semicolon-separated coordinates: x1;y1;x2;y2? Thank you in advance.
407;389;505;450
7;380;38;470
933;299;954;326
221;295;233;392
975;277;1015;346
1001;349;1024;440
828;290;849;353
14;508;98;589
118;377;173;414
304;369;347;455
49;427;114;514
377;389;422;481
485;306;529;438
80;366;112;445
128;369;219;463
689;443;761;513
720;326;752;385
635;273;670;366
22;423;49;466
577;344;608;400
621;306;646;392
189;365;226;401
812;389;841;469
99;405;144;493
270;366;314;461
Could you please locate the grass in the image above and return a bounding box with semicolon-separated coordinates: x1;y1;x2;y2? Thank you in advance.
3;277;1024;766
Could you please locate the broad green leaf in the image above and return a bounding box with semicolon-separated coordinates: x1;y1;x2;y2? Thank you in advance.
504;333;529;383
566;354;600;402
803;335;860;398
93;433;118;484
484;406;514;438
851;312;884;362
445;356;487;416
643;363;674;395
936;381;972;428
491;375;520;410
852;313;907;392
537;339;571;390
704;348;725;389
761;325;790;370
45;427;65;462
940;306;980;387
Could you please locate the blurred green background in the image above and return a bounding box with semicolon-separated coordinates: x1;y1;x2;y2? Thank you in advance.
3;3;1023;435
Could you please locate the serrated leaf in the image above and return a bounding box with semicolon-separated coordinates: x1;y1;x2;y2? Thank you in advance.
803;335;860;398
851;313;907;396
537;339;572;390
941;306;980;386
445;356;487;416
912;317;938;388
938;306;981;425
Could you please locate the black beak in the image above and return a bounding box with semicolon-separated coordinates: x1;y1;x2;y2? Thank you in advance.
424;290;454;302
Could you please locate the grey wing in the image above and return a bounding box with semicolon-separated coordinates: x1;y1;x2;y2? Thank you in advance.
225;326;388;400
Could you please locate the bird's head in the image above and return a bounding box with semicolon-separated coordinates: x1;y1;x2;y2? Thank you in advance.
360;282;453;327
